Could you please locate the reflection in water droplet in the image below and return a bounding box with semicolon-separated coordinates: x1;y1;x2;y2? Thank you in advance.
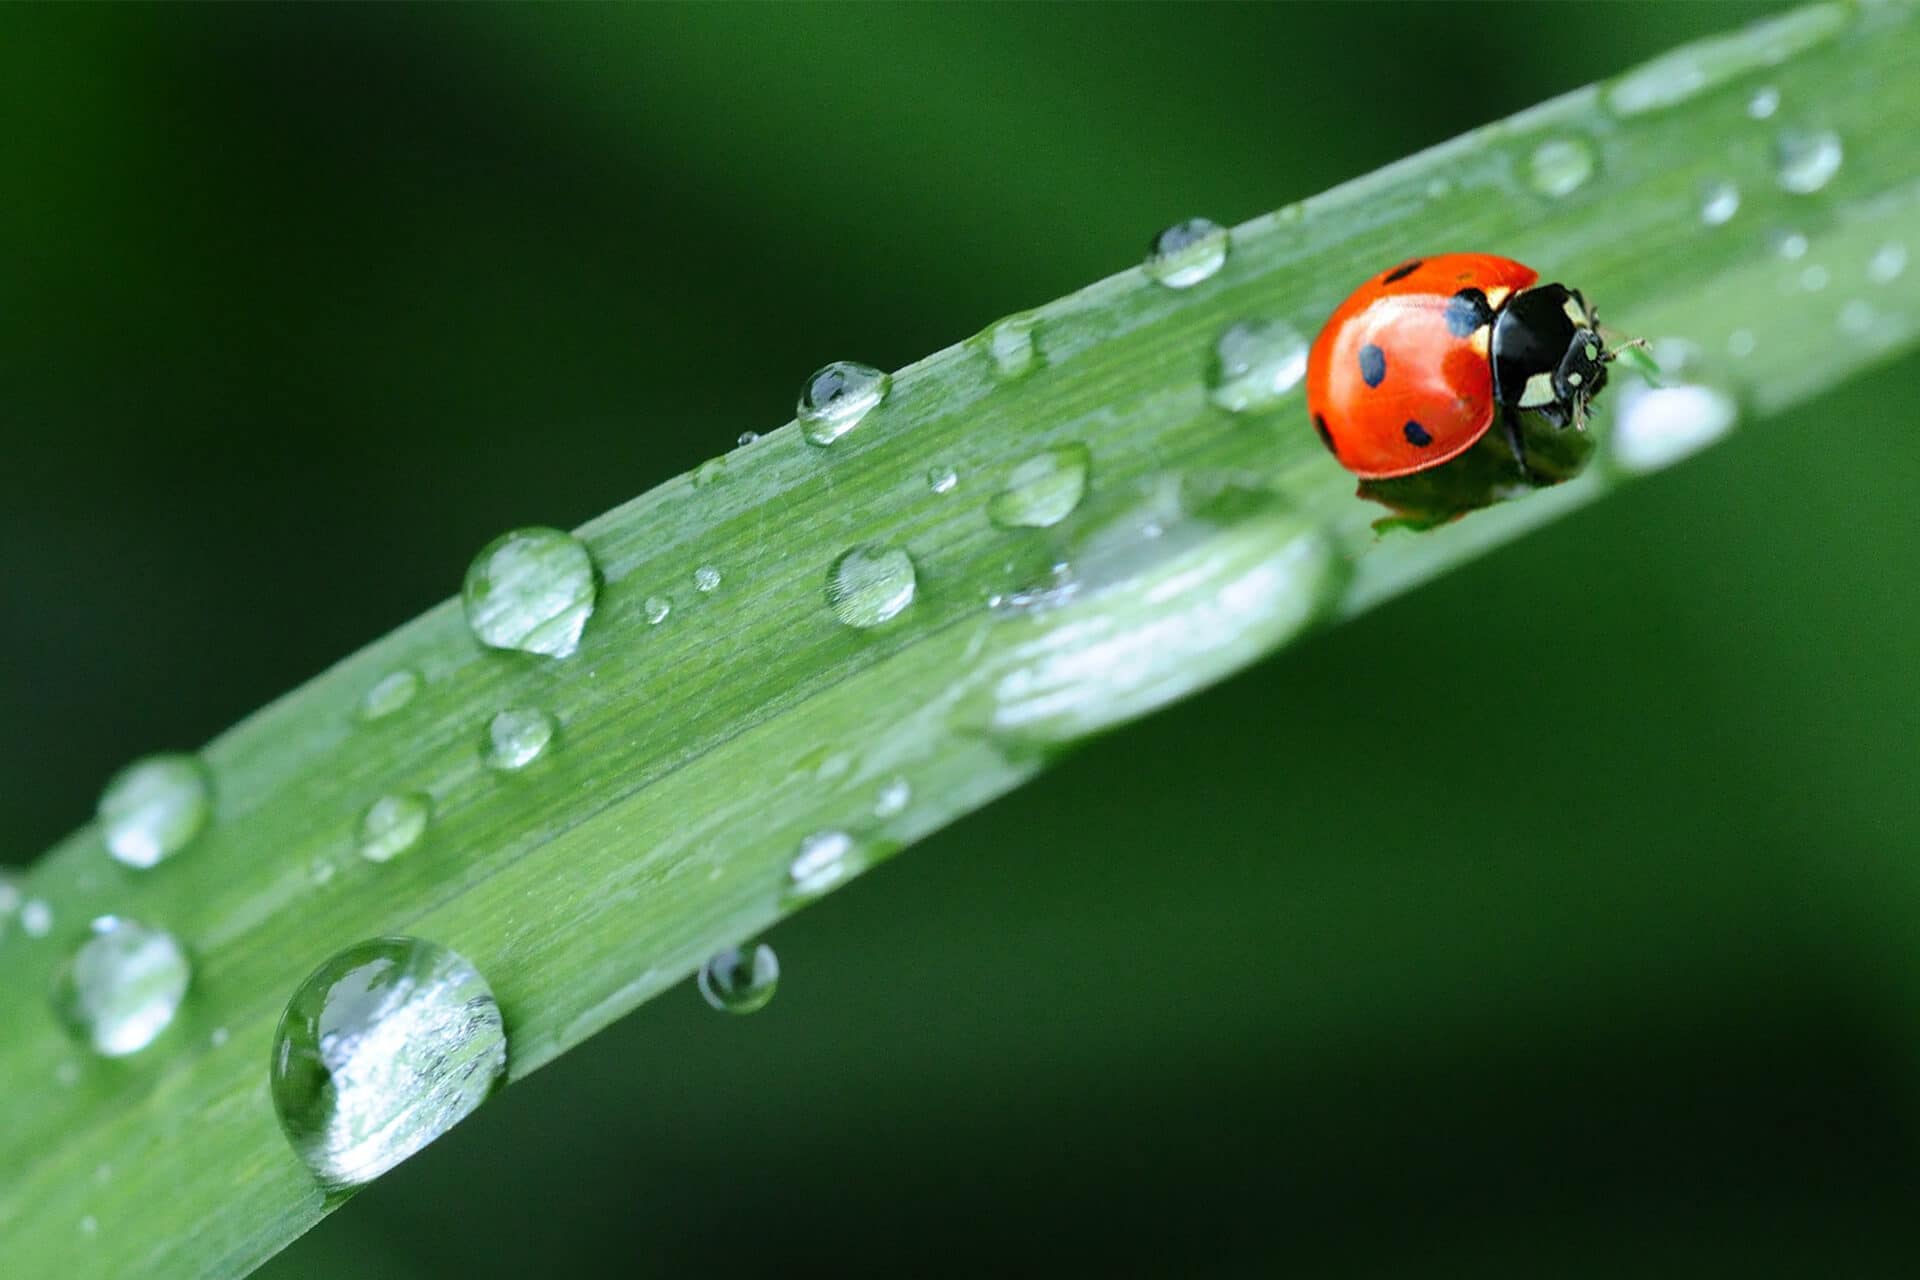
694;565;722;593
52;917;191;1057
485;708;556;772
797;361;889;446
874;777;912;818
1775;128;1843;194
357;794;431;864
1699;180;1741;226
827;544;918;628
786;830;859;899
23;898;54;938
271;936;507;1189
1208;319;1309;413
986;314;1041;378
1527;138;1597;198
98;754;214;870
357;670;421;722
1144;218;1229;289
1868;242;1908;284
1748;86;1781;119
1727;329;1757;358
1611;382;1739;473
697;943;780;1015
928;465;959;495
1800;264;1830;292
462;527;598;659
644;596;672;625
987;445;1091;530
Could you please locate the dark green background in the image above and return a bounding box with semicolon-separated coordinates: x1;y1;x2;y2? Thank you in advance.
7;4;1919;1275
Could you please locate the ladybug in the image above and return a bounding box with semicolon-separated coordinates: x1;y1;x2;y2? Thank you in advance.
1306;253;1635;480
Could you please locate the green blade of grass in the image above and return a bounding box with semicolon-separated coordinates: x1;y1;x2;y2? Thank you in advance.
3;3;1917;1275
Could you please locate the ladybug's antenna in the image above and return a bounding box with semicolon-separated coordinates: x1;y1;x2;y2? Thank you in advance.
1600;333;1648;362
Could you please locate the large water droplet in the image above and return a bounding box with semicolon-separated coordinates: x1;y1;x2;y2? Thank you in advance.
1610;381;1739;473
694;565;722;593
827;544;918;629
271;937;507;1190
98;754;213;870
1144;218;1229;289
484;708;555;772
462;527;598;660
52;917;191;1057
357;670;421;722
1208;319;1308;413
1774;128;1843;194
987;445;1091;530
1527;138;1597;198
798;361;889;446
1699;180;1741;227
644;595;672;625
1868;241;1908;284
986;314;1041;378
697;943;780;1015
357;794;431;864
785;830;860;899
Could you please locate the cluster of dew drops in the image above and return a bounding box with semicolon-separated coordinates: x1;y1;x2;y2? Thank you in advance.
8;44;1908;1220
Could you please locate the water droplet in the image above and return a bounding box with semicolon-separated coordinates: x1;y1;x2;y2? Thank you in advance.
962;476;1340;747
1775;128;1843;194
1748;86;1781;119
797;361;889;446
692;456;728;488
357;794;431;864
986;314;1041;377
1837;300;1878;337
55;1059;81;1086
1774;230;1810;260
1144;218;1229;289
1800;264;1830;292
23;898;54;938
693;565;721;593
1727;329;1757;358
644;595;672;625
786;830;859;899
356;670;421;722
1603;5;1843;117
696;943;780;1015
52;917;191;1057
80;1216;97;1237
462;527;598;659
928;465;959;495
310;860;337;887
1527;138;1597;198
484;708;555;772
827;544;917;629
987;445;1091;530
1207;319;1308;414
737;431;761;447
1868;241;1908;284
1424;176;1453;200
271;936;507;1189
210;1025;230;1048
1699;180;1741;226
874;777;912;818
98;754;213;870
1610;381;1739;473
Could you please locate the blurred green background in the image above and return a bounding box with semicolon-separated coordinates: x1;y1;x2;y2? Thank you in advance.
7;3;1920;1275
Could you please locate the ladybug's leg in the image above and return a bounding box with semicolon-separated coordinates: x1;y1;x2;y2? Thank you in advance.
1500;407;1537;483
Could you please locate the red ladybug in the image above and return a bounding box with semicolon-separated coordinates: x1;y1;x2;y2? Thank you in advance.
1306;253;1631;479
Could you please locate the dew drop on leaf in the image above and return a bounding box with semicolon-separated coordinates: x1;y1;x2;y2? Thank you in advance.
461;527;598;659
52;917;191;1057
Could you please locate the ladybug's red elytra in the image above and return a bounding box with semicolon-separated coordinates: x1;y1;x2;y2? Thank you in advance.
1306;253;1635;480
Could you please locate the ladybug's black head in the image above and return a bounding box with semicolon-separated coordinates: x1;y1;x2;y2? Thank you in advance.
1490;284;1609;429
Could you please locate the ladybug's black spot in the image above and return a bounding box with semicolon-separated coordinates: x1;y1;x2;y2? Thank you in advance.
1444;288;1495;338
1313;413;1337;455
1382;259;1422;284
1404;420;1433;447
1357;343;1387;388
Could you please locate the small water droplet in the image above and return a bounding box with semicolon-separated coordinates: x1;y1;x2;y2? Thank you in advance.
310;860;337;887
1800;264;1830;291
1868;241;1908;284
928;465;959;495
1775;128;1843;194
644;595;672;625
1207;319;1308;414
986;314;1041;378
98;754;213;870
737;431;761;447
54;1059;81;1086
271;936;508;1189
357;794;431;864
23;898;54;938
1727;329;1757;358
1611;381;1739;473
987;445;1091;530
1748;86;1781;119
797;361;889;446
1773;230;1810;260
356;670;421;722
874;777;912;818
1603;5;1843;117
1699;180;1741;227
94;1162;113;1185
1527;137;1597;198
210;1026;230;1048
693;565;722;593
462;527;598;659
692;456;728;488
484;708;556;772
1837;300;1878;337
786;830;859;899
52;917;191;1057
1424;176;1453;200
827;544;917;629
696;943;780;1015
1144;217;1229;289
80;1216;97;1237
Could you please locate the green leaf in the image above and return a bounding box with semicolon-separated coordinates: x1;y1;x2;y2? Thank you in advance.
3;3;1916;1274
